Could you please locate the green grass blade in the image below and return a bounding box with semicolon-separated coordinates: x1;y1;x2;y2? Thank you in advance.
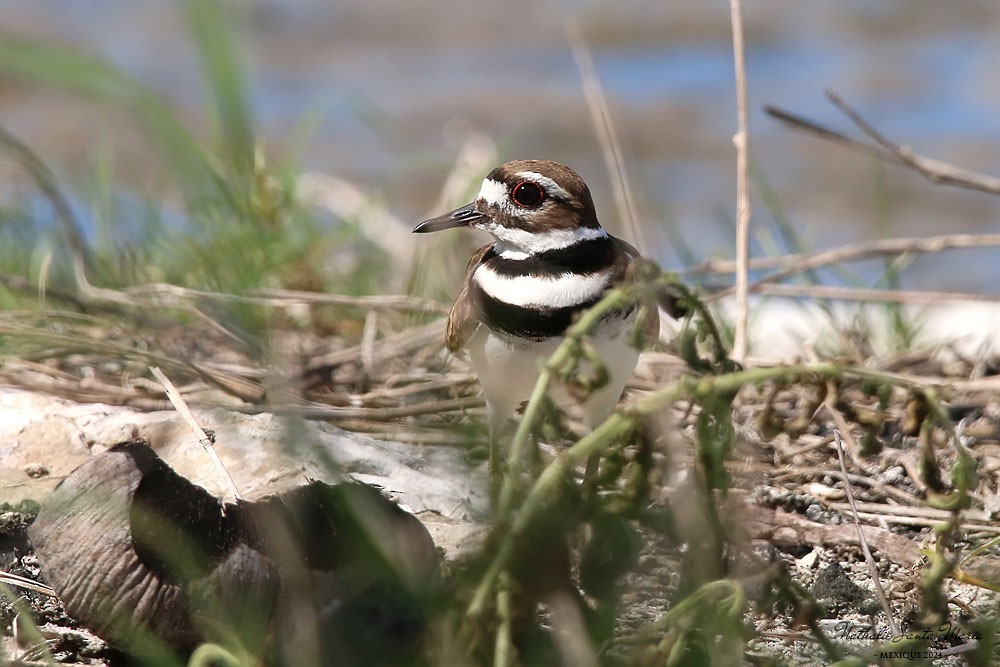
0;37;221;202
184;0;255;177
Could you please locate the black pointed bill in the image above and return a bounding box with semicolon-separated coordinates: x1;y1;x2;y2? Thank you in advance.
413;202;486;233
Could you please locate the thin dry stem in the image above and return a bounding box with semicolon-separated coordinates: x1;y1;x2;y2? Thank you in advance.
764;462;924;507
356;372;475;402
211;395;483;420
834;430;899;637
76;277;448;314
253;288;447;313
827;89;1000;195
824;502;999;531
729;0;751;362
567;21;647;253
0;572;56;597
743;283;1000;304
149;366;243;500
687;232;1000;278
0;124;88;267
766;92;1000;196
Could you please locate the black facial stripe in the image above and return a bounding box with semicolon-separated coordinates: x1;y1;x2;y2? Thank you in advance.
484;237;617;277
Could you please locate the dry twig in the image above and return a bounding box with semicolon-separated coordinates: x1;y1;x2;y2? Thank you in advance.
689;232;1000;279
742;504;922;566
206;395;483;421
825;501;1000;532
728;0;751;361
73;278;448;314
149;366;243;500
0;572;56;597
763;463;924;507
766;89;1000;196
743;282;1000;305
834;430;899;637
567;21;647;253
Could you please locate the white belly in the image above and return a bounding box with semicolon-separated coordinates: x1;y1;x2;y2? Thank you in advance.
467;315;640;433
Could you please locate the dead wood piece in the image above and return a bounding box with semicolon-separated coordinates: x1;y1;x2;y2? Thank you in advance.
28;441;441;663
28;442;278;653
741;504;923;567
825;500;992;524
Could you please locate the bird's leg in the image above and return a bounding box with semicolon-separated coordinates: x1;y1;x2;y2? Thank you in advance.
581;453;601;497
486;405;507;504
488;430;501;478
580;401;617;496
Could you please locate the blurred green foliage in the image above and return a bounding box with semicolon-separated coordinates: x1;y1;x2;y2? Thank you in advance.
0;0;394;345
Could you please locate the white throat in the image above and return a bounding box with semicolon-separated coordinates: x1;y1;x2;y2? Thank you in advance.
491;225;607;256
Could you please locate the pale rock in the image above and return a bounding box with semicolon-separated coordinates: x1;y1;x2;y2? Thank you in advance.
0;388;489;560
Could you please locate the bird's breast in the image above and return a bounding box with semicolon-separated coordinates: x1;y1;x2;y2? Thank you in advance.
466;236;632;340
468;271;611;340
473;265;611;309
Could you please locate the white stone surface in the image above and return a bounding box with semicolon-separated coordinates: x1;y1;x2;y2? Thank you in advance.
0;388;490;559
727;298;1000;361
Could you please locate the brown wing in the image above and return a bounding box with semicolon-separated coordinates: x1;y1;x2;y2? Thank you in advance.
609;235;661;343
445;243;492;353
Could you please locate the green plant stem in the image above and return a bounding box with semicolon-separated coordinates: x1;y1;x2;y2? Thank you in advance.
184;0;253;176
0;583;54;664
922;386;975;510
654;578;745;629
960;534;1000;567
494;571;514;667
497;286;637;516
469;413;634;618
669;278;731;367
470;360;937;620
650;579;747;664
0;124;88;267
497;358;555;512
189;642;244;667
625;362;929;418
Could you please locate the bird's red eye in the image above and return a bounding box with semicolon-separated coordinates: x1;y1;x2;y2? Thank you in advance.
511;181;545;208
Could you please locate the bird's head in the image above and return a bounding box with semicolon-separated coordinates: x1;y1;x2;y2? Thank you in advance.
413;159;607;256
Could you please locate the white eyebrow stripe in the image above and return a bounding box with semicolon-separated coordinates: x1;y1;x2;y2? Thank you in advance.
477;178;514;214
514;171;572;201
474;265;612;308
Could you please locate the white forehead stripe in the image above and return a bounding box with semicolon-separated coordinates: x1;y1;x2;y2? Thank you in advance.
477;178;513;213
474;265;612;309
514;171;572;201
492;224;607;255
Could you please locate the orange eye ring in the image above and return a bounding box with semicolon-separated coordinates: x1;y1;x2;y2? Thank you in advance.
511;181;545;208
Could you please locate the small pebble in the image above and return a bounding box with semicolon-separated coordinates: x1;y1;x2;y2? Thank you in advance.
24;463;50;478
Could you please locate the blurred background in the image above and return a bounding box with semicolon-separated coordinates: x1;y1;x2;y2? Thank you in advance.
2;0;1000;292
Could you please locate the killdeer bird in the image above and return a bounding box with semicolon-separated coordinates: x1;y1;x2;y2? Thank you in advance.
414;159;673;470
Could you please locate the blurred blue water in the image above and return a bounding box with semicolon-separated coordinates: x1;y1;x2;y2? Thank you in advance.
2;1;999;292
